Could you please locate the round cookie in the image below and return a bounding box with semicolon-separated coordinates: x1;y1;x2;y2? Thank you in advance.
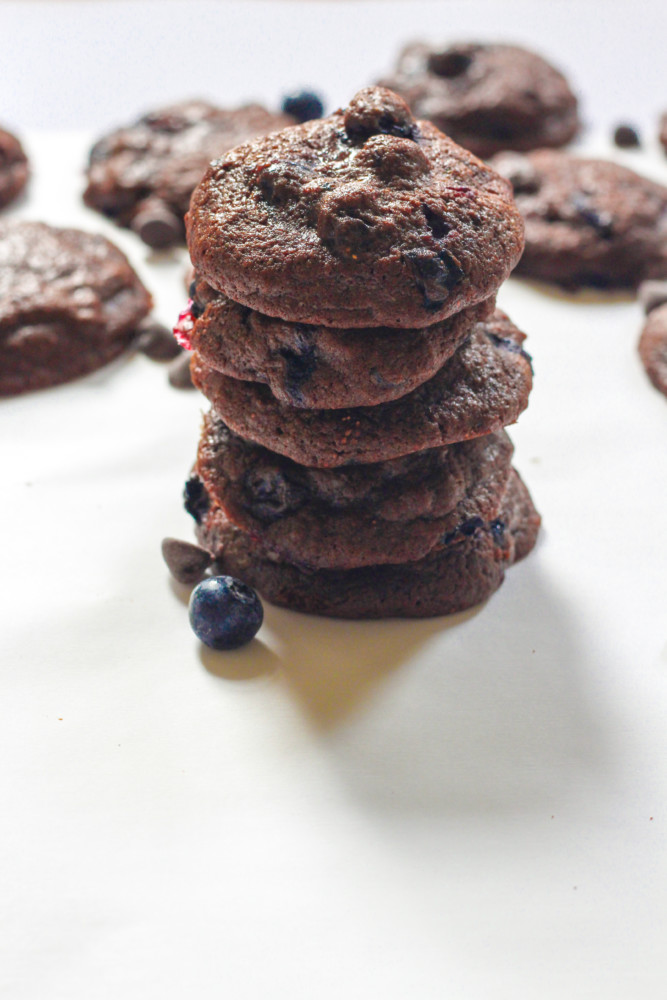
0;126;29;209
660;113;667;156
378;43;580;159
490;149;667;289
195;469;541;619
0;220;152;396
638;302;667;398
190;309;533;467
84;100;294;248
186;87;524;329
188;274;496;408
195;410;514;569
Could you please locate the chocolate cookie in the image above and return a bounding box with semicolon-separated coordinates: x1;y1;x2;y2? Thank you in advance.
490;150;667;289
660;113;667;156
195;410;514;569
638;302;667;398
188;274;495;408
0;127;28;209
0;220;152;395
190;309;532;467
195;468;540;618
84;100;294;248
186;87;524;328
378;43;580;159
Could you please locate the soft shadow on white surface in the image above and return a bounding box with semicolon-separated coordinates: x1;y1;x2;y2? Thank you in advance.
327;562;612;815
241;555;614;817
264;602;482;726
198;639;281;682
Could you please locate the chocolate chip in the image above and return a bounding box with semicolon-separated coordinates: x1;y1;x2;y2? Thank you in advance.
638;280;667;314
243;465;308;522
613;124;641;148
344;87;416;142
161;537;212;585
131;198;182;248
135;319;183;361
404;248;465;309
428;49;473;78
168;352;194;389
183;475;209;524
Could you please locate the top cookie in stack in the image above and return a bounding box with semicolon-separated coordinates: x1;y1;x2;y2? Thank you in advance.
182;88;540;618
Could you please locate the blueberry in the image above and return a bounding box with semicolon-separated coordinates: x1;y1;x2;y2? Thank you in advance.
280;333;318;402
183;474;210;524
189;576;264;650
460;516;484;537
490;518;506;543
571;194;614;239
282;90;324;123
403;248;464;309
244;464;307;522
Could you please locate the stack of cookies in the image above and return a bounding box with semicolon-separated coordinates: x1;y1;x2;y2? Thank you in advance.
180;87;540;618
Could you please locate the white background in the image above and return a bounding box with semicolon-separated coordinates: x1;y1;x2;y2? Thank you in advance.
2;2;667;998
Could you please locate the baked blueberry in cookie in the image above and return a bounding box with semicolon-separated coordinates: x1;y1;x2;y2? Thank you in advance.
190;309;533;467
186;87;524;328
84;100;294;248
187;272;496;408
196;468;540;619
195;410;516;570
378;43;580;158
0;220;152;395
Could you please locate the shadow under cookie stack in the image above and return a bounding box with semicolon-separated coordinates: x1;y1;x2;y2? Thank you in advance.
179;88;540;619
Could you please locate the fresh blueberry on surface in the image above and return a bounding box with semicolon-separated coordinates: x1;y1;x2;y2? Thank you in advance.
282;90;325;123
189;576;264;650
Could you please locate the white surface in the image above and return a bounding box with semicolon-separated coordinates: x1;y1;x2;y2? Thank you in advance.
3;4;667;998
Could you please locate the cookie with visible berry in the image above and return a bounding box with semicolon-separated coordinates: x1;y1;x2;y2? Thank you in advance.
638;301;667;398
378;43;580;159
195;410;514;569
84;100;294;248
190;309;532;467
0;126;28;209
194;468;540;618
186;87;524;328
188;273;495;408
490;149;667;289
0;220;152;395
